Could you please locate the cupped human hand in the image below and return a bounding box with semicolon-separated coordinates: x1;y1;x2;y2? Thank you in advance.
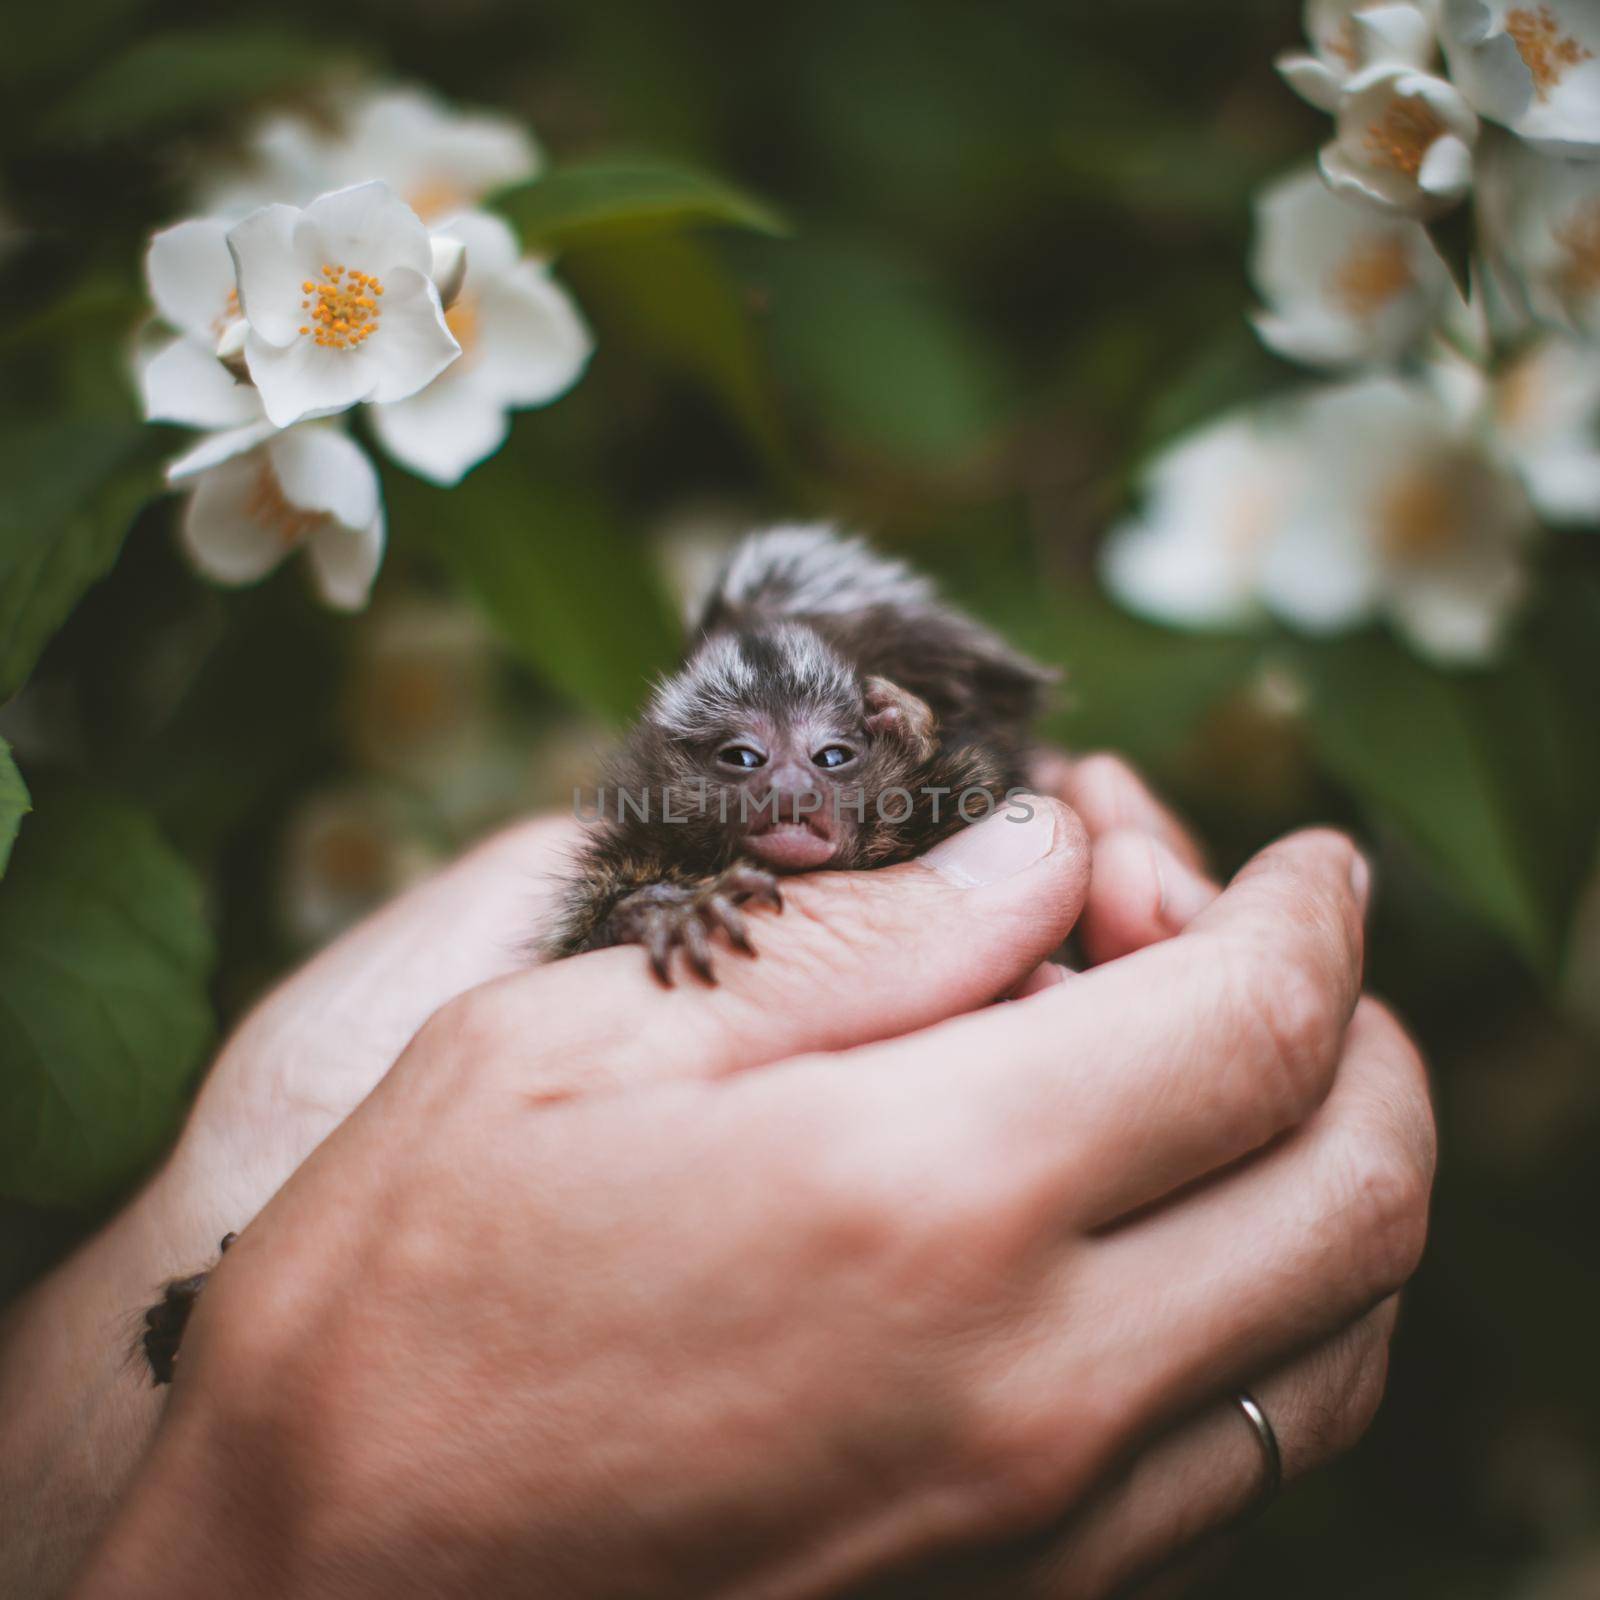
72;789;1434;1600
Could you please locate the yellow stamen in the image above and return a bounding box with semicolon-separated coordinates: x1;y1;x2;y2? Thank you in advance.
1326;16;1361;69
1330;236;1415;316
1363;96;1444;179
1556;199;1600;296
245;463;327;550
1378;466;1463;563
1506;5;1592;99
406;181;467;224
445;295;478;352
300;261;382;350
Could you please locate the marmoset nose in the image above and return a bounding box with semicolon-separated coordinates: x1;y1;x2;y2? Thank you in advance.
753;758;824;823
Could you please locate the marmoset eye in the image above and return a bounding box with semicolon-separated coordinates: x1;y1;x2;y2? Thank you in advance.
812;745;856;770
717;744;767;770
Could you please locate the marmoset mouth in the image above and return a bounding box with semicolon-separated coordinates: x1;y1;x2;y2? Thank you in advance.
743;816;839;870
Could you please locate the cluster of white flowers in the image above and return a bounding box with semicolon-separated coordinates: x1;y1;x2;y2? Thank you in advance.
1105;0;1600;665
140;88;593;610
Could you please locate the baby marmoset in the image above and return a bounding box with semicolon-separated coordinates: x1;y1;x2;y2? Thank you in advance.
546;525;1054;982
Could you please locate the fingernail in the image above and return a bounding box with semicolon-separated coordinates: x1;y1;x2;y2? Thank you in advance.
1350;850;1373;912
923;801;1056;887
1151;839;1216;930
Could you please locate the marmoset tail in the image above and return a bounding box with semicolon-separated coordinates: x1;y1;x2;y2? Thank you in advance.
545;524;1056;983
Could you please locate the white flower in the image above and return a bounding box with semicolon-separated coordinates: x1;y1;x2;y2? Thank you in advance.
310;87;541;222
1101;411;1305;630
1493;338;1600;524
1440;0;1600;157
1321;65;1480;215
202;86;540;223
1480;137;1600;334
167;422;386;611
1278;1;1440;111
1251;166;1458;366
366;211;592;485
227;181;460;429
1261;376;1536;662
140;217;259;428
280;785;437;948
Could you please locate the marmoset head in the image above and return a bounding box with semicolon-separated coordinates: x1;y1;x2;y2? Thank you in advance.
642;622;936;871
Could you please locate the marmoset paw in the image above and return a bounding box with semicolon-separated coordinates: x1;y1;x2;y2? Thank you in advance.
611;866;783;985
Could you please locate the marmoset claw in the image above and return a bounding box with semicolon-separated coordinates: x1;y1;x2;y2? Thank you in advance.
612;864;783;986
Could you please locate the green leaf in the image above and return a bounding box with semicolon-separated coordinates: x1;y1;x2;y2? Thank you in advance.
564;232;790;471
493;161;787;252
1029;588;1265;768
751;235;1008;469
0;419;158;702
43;25;363;140
1300;609;1600;974
0;779;214;1210
0;741;29;880
393;461;679;726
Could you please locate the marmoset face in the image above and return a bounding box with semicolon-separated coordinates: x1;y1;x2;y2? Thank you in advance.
647;624;935;872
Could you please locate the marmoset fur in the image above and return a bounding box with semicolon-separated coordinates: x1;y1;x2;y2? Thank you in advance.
545;524;1054;982
137;526;1050;1384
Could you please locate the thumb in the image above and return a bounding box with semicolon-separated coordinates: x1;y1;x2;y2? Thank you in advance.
456;797;1089;1091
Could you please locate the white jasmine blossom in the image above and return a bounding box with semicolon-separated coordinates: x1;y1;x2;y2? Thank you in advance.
1101;411;1305;630
1261;376;1536;662
1480;137;1600;334
1278;1;1440;112
1321;64;1481;215
227;181;460;429
140;217;259;428
280;785;438;948
1251;166;1458;366
202;86;540;223
1493;338;1600;524
367;210;592;485
168;422;386;611
1440;0;1600;157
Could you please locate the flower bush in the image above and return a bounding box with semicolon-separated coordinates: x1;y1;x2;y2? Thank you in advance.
1107;0;1600;667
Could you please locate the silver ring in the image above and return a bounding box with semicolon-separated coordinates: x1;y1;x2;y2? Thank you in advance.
1233;1390;1282;1516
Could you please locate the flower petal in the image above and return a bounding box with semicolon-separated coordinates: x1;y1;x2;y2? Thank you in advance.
146;218;237;343
368;372;510;486
1387;560;1525;663
359;265;461;404
141;335;263;429
266;425;381;532
1354;4;1437;70
307;505;386;610
302;181;432;280
228;204;316;347
1277;52;1344;111
340;88;541;218
436;209;521;278
245;328;380;427
166;419;279;483
1259;504;1384;629
472;265;593;406
1099;413;1296;630
1320;141;1414;212
181;452;292;586
1418;133;1473;198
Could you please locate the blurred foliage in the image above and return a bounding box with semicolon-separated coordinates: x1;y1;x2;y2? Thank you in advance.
0;0;1597;1594
0;778;213;1209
